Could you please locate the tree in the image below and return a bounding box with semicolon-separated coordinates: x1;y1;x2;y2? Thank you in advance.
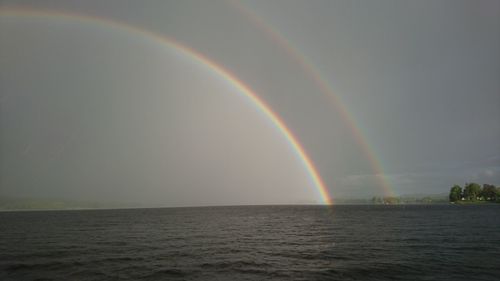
383;197;400;204
371;197;384;204
481;184;496;201
463;183;482;201
449;185;462;202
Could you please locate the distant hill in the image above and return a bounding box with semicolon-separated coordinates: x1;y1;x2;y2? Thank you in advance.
0;196;139;211
370;193;448;204
399;193;448;199
0;193;453;210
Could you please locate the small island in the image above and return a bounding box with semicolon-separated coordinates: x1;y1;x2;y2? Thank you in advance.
449;183;500;203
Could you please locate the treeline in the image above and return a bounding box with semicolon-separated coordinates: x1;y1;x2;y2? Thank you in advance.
371;196;447;205
449;183;500;203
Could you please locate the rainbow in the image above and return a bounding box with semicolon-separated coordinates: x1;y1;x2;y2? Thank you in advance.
229;1;394;197
0;7;333;204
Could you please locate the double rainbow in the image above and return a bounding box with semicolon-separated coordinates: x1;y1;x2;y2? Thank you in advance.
230;1;394;197
0;7;333;204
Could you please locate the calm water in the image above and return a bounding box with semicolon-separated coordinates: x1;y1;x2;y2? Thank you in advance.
1;205;499;280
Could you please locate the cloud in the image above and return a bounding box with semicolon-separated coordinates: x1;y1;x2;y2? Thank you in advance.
470;166;500;182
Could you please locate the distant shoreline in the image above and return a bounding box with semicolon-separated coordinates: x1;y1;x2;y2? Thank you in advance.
3;191;497;212
4;202;494;213
451;200;497;205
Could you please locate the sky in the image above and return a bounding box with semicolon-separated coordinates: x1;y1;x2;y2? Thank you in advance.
1;0;499;206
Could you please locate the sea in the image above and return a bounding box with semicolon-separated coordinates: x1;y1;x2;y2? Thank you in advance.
1;204;499;281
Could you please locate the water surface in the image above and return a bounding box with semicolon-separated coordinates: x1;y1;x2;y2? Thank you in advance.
1;205;499;280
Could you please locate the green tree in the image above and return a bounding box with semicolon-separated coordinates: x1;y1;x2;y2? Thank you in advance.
463;183;481;201
481;184;496;201
449;185;462;202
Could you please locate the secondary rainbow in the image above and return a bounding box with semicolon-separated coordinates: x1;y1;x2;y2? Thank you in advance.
229;1;394;197
0;7;333;204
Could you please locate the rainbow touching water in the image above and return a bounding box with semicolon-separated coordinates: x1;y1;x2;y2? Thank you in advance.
0;7;333;204
229;1;394;197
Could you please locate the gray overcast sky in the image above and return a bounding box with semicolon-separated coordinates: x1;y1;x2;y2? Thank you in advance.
1;0;499;205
